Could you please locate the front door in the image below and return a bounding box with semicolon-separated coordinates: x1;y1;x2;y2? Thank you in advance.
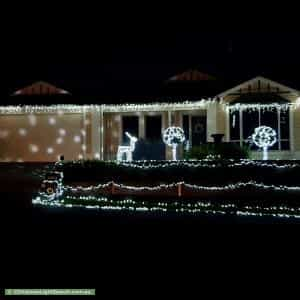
191;116;206;146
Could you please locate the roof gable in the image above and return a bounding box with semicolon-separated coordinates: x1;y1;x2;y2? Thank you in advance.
168;69;216;81
12;81;70;96
217;76;300;102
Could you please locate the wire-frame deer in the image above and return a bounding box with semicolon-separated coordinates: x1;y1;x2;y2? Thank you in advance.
117;132;138;161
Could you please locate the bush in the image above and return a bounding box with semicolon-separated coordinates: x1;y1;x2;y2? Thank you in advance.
184;143;250;160
55;159;300;186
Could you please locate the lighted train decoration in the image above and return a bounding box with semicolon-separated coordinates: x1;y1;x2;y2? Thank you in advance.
40;171;64;200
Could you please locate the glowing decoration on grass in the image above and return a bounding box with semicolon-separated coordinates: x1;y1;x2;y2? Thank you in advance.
163;127;185;160
32;180;300;220
252;126;277;160
117;132;138;162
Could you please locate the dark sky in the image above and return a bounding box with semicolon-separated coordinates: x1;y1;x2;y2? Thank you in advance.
1;13;300;97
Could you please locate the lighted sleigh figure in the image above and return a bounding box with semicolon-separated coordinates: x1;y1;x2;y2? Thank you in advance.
117;132;138;161
252;126;277;160
39;171;64;201
163;127;185;160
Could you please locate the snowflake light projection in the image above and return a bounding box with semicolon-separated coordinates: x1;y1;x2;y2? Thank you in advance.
252;126;277;160
163;127;185;160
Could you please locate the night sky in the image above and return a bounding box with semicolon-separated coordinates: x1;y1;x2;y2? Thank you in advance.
2;14;300;98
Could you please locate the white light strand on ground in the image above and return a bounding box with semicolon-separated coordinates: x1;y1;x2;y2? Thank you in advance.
63;181;300;193
103;159;300;169
32;194;300;220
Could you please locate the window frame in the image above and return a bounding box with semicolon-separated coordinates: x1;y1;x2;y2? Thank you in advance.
182;111;207;147
229;106;290;151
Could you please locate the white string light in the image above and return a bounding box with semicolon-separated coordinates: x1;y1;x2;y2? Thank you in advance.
32;193;300;220
163;127;185;161
62;159;300;170
252;126;277;160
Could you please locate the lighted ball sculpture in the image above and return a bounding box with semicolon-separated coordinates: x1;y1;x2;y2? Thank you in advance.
163;127;185;160
252;126;277;160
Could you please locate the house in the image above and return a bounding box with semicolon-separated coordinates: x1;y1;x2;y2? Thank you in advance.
0;75;299;162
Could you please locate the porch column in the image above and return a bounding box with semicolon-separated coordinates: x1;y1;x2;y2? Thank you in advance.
82;107;87;159
139;113;145;139
168;110;172;127
206;102;218;142
91;106;101;160
100;105;104;160
163;111;173;160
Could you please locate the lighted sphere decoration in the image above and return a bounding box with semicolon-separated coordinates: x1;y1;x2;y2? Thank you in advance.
252;126;277;160
163;127;185;160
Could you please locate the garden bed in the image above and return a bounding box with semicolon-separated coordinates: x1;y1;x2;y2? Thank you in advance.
55;159;300;186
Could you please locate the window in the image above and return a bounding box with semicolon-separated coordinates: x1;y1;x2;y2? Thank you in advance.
229;107;290;150
145;115;162;141
183;114;207;146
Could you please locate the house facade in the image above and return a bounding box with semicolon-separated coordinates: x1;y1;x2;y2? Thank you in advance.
0;76;299;162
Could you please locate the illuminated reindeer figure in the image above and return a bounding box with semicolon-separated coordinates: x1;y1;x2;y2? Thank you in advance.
117;132;138;161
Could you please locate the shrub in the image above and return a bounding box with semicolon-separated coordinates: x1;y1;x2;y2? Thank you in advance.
184;143;250;160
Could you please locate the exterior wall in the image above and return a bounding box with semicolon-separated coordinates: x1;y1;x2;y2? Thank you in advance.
293;108;300;152
207;102;227;142
206;102;217;142
216;104;227;138
1;101;299;162
103;113;121;160
89;109;101;160
0;113;85;162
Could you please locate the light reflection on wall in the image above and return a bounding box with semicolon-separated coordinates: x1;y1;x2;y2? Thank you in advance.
59;128;66;136
48;117;56;125
74;135;81;143
57;110;64;116
112;130;118;138
18;128;27;136
29;144;39;153
0;113;86;162
28;115;37;126
0;129;9;139
47;147;54;154
56;137;63;144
